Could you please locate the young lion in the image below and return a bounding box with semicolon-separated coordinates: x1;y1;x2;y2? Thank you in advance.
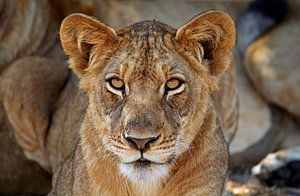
50;11;236;195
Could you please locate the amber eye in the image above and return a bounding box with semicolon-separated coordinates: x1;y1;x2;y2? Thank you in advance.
165;78;183;91
106;78;125;97
164;78;185;97
109;78;125;90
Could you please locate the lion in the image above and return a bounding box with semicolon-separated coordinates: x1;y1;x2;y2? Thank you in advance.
47;10;236;195
0;0;95;194
0;0;63;194
0;0;61;73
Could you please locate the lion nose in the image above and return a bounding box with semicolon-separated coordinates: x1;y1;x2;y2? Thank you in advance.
125;135;159;151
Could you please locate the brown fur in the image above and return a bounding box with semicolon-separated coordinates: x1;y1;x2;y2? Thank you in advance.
0;0;94;194
0;0;60;73
49;11;236;195
0;1;64;194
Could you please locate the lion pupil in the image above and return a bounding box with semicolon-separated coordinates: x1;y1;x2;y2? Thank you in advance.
111;79;124;89
167;79;180;90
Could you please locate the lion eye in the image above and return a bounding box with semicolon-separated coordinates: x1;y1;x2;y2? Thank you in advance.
106;78;125;96
166;79;181;90
110;78;124;90
164;78;185;96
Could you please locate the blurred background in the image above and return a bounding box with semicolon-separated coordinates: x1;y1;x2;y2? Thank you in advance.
0;0;299;195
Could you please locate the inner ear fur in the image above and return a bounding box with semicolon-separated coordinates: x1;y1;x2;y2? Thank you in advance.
60;13;118;77
176;10;236;76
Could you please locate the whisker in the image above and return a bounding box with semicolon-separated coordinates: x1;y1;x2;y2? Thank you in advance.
151;144;175;151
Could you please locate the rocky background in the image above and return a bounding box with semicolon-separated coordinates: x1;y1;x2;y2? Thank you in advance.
0;0;299;195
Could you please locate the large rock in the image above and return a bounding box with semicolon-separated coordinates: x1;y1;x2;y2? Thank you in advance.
245;2;300;119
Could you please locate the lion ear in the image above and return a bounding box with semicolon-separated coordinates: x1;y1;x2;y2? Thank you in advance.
60;13;118;77
176;11;236;76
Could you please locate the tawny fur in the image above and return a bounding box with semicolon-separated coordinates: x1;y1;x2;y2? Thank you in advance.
49;11;236;195
0;1;98;194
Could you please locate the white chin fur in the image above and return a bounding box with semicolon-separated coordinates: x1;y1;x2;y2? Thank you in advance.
119;163;169;182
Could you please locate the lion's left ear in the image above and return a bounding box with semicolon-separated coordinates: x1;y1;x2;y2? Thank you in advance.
176;11;236;76
60;13;118;77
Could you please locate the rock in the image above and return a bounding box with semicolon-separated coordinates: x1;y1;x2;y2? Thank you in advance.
245;1;300;119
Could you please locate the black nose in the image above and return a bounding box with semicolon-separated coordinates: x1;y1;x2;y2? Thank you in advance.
125;135;160;151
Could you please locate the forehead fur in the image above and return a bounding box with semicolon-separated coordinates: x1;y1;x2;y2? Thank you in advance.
104;20;189;84
117;20;176;38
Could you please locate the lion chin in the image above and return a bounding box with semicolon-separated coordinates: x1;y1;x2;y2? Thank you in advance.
119;161;169;182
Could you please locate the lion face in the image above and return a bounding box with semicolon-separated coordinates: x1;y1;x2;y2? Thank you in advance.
95;29;210;181
60;12;235;182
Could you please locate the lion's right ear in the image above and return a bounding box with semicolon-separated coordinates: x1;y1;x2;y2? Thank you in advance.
176;11;236;77
60;13;118;77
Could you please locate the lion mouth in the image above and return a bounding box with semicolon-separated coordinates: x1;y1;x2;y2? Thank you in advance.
125;158;163;168
134;158;152;167
123;153;176;168
127;158;153;165
119;158;170;181
136;157;150;163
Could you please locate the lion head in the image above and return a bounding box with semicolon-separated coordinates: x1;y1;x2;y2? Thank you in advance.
60;11;235;182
